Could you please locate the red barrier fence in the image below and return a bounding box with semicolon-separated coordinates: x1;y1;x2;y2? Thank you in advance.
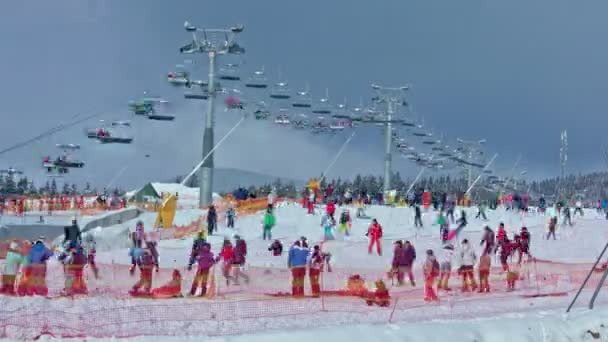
0;258;605;340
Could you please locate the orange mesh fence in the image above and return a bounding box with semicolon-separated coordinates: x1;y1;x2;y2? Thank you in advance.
0;258;607;339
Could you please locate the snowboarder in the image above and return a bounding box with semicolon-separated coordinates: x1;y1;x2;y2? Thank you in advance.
207;205;217;235
478;252;491;293
226;206;236;228
308;245;324;297
268;239;283;256
262;208;276;240
338;210;352;236
188;242;216;296
414;205;423;228
459;239;477;292
423;249;440;301
288;240;310;297
437;244;454;291
1;241;22;295
480;226;495;255
367;219;383;256
232;235;250;285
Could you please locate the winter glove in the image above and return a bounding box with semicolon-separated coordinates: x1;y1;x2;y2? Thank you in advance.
187;264;192;271
155;265;159;273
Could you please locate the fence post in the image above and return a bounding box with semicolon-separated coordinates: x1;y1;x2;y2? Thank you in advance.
321;267;326;312
566;241;608;312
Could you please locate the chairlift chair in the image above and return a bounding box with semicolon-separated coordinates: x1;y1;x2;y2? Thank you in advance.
218;63;241;81
245;68;268;89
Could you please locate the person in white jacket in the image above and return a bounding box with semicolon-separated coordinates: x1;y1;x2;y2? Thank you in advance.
459;239;477;292
437;244;455;291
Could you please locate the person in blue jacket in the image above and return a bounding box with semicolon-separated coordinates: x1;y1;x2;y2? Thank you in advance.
287;240;310;297
26;240;53;296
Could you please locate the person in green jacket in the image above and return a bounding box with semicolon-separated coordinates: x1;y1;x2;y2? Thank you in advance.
1;241;24;295
263;209;276;240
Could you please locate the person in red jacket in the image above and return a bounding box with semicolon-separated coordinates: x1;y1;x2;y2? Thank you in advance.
232;235;250;285
308;245;324;297
519;227;531;264
499;236;513;272
219;239;235;285
496;223;506;246
367;219;383;256
326;201;336;220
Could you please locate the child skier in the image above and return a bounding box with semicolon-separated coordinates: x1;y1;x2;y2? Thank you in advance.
288;240;310;297
338;210;352;236
546;217;557;240
367;219;383;256
308;245;324;297
188;243;217;296
480;226;495;255
436;211;449;242
268;239;283;256
321;214;335;241
1;241;23;295
498;236;513;272
151;269;182;298
423;249;440;301
496;223;506;245
519;227;531;263
83;234;99;279
414;205;423;228
61;246;88;296
232;235;250;285
478;253;491;293
26;239;53;296
437;244;454;291
130;248;155;296
219;239;235;286
262;208;276;240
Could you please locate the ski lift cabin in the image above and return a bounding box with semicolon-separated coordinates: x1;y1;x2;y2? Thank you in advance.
147;100;176;121
218;63;241;81
292;86;312;108
244;69;268;89
269;82;291;100
312;91;332;114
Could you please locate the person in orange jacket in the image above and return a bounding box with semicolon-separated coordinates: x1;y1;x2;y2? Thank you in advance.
151;269;183;298
367;219;383;256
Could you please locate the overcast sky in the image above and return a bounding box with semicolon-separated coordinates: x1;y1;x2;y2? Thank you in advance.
1;0;607;190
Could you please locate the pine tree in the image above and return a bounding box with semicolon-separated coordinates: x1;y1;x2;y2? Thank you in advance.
4;176;17;194
16;177;28;195
27;181;38;195
84;182;92;195
71;183;78;195
62;183;71;195
50;179;58;195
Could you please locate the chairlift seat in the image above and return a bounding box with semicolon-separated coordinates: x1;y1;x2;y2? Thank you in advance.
245;83;268;89
147;113;176;121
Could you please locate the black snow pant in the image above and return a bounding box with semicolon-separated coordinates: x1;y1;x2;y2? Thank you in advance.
546;230;556;240
227;216;235;228
574;208;583;217
207;221;216;235
414;216;423;227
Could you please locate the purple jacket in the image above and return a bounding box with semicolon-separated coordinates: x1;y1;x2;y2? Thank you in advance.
196;249;216;270
393;245;416;267
233;240;247;265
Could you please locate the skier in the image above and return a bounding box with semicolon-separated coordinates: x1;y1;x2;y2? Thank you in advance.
496;223;507;245
226;206;236;228
307;190;315;215
61;245;88;296
16;241;33;296
188;231;206;268
436;211;449;243
288;240;310;297
0;241;22;295
326;200;336;221
130;248;156;296
367;219;383;256
82;234;99;279
232;235;250;285
480;226;495;255
478;251;491;293
188;242;217;296
26;239;53;296
338;209;352;236
574;200;583;217
308;245;324;297
459;239;477;292
64;217;82;247
546;216;557;240
414;205;423;228
423;249;440;301
446;200;455;223
562;206;572;226
392;240;416;286
207;205;217;235
519;227;531;263
498;236;513;271
475;202;488;220
219;239;235;285
268;239;283;256
453;209;468;238
321;214;335;241
262;208;276;240
437;244;454;291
